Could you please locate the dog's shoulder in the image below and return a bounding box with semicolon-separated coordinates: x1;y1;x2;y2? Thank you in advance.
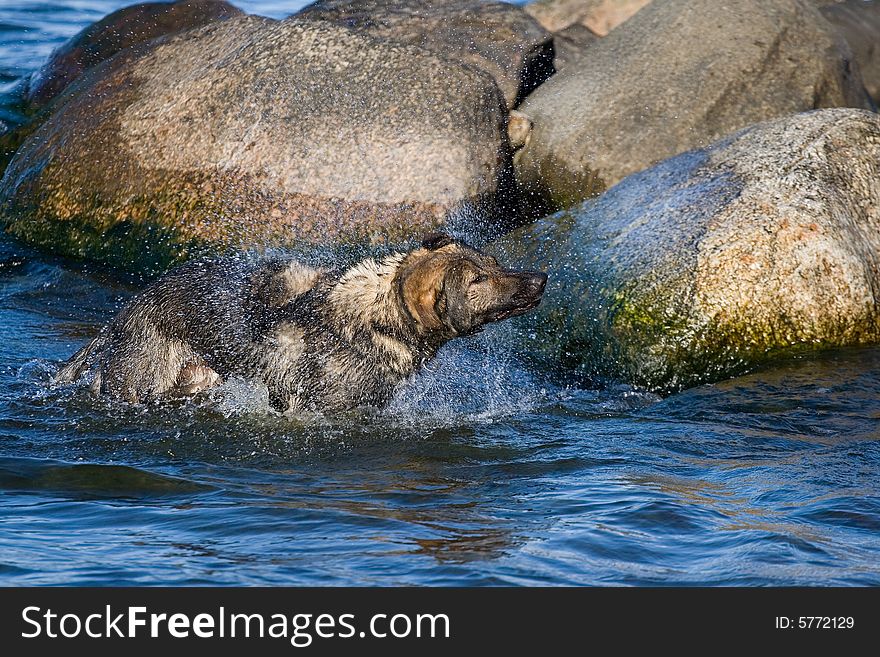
328;252;408;308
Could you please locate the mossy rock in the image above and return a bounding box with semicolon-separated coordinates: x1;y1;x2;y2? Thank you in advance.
500;109;880;392
1;16;514;275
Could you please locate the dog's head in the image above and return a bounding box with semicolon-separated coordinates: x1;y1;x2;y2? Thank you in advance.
396;232;547;338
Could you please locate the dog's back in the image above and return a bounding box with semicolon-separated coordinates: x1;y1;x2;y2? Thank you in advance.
56;253;324;402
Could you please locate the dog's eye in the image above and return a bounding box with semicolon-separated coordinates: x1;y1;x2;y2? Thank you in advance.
472;275;488;285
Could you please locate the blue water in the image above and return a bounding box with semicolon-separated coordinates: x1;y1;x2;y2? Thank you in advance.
1;1;879;586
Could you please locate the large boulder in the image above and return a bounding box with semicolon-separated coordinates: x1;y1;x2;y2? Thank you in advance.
23;0;243;107
295;0;554;109
524;0;650;35
514;0;874;214
501;109;880;392
0;16;514;273
819;0;880;103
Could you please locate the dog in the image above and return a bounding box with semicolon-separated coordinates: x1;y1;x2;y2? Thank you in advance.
55;233;547;413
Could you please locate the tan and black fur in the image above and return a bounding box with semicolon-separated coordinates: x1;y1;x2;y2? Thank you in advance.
55;233;547;413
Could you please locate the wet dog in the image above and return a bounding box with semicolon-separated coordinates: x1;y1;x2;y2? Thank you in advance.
55;233;547;413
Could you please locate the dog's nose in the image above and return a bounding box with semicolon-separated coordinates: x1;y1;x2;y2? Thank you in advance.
526;272;548;295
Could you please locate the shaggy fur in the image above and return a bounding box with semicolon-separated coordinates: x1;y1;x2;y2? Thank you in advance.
55;233;547;413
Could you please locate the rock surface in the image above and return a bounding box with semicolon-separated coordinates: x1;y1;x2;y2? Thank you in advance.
819;0;880;103
513;0;875;213
524;0;650;35
524;0;644;72
502;109;880;392
24;0;243;107
295;0;554;109
549;23;597;71
1;16;512;273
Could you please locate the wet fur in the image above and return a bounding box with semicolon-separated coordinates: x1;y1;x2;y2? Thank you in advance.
56;235;546;413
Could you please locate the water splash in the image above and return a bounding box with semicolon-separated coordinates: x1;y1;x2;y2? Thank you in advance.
386;330;552;427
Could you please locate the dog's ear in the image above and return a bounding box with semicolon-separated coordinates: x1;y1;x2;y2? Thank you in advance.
399;254;445;332
422;231;455;251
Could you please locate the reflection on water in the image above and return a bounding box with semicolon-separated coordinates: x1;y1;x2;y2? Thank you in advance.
1;0;880;585
0;457;212;496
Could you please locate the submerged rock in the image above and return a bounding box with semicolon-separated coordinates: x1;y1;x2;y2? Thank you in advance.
295;0;554;109
502;109;880;392
0;16;513;273
819;0;880;103
23;0;243;107
514;0;874;213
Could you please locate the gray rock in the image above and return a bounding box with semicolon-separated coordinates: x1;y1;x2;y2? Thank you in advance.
24;0;243;107
551;23;597;72
295;0;554;109
819;0;880;103
0;16;512;273
514;0;875;214
501;109;880;392
524;1;644;73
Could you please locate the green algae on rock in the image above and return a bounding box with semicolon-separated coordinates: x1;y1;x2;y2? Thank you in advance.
0;16;514;274
501;109;880;392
